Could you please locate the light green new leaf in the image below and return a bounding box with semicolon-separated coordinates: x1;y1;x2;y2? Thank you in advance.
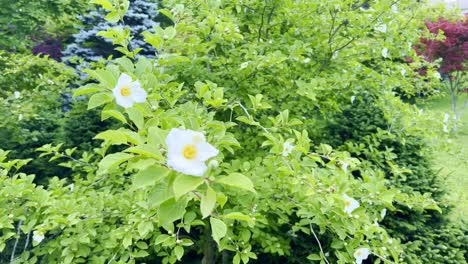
102;109;127;123
88;93;113;110
127;107;144;130
222;212;254;225
173;175;204;200
98;152;134;174
73;84;100;97
132;165;170;188
200;187;217;219
217;173;256;193
210;217;227;245
94;130;127;145
159;198;189;227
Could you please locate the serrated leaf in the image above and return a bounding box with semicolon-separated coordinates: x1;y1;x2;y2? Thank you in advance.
200;187;216;219
216;173;255;193
132;165;170;188
173;175;204;200
210;217;227;245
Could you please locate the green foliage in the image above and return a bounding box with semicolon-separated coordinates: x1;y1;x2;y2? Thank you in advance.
0;0;89;51
0;0;466;264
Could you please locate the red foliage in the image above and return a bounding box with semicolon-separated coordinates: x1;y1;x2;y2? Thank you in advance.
415;15;468;74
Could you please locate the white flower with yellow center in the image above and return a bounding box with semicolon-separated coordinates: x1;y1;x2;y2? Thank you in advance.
343;194;360;215
354;248;370;264
282;142;294;157
33;231;45;244
112;73;147;108
166;128;219;176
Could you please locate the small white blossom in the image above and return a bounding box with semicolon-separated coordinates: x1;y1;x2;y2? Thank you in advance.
69;183;74;191
166;128;219;176
282;142;294;157
112;73;147;108
443;113;450;123
381;208;387;219
240;62;249;69
33;231;45;244
374;24;387;33
13;91;21;99
392;5;399;13
303;58;311;64
433;71;441;79
354;248;370;264
208;159;219;169
343;194;360;215
351;96;356;104
382;48;388;58
18;114;23;121
443;124;449;133
400;68;406;76
341;162;349;172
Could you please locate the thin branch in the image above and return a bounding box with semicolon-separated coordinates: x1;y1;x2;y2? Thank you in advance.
372;251;395;264
309;223;330;264
10;220;23;263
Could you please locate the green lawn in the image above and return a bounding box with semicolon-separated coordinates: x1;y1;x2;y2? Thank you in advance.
421;94;468;223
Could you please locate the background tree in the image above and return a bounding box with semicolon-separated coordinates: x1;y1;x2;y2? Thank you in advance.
416;16;468;130
63;0;160;71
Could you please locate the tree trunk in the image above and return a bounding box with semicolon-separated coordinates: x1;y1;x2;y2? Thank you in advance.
201;225;216;264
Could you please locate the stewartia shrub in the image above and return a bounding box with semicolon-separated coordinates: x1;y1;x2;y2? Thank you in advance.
0;1;461;264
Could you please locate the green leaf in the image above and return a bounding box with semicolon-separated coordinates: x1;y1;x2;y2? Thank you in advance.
222;212;254;225
94;130;127;145
124;144;162;160
102;109;127;123
88;93;113;110
159;198;189;227
174;245;184;260
137;222;153;237
173;175;204;200
90;0;113;10
73;84;100;97
98;152;134;174
127;107;145;130
148;126;168;146
210;217;227;245
200;187;217;219
132;165;170;188
216;173;256;193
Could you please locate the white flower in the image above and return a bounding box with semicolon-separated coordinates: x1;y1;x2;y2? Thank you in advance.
112;73;147;108
166;128;219;176
443;124;449;133
33;231;44;244
354;248;370;264
443;113;450;123
303;58;311;64
374;24;387;33
69;183;74;191
341;162;349;172
381;208;387;219
392;5;399;13
351;96;356;104
433;71;441;79
18;114;23;121
381;48;388;58
282;142;294;157
343;194;360;215
240;62;249;69
400;68;406;76
13;91;21;99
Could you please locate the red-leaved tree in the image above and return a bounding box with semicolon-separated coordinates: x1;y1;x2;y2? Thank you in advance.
416;15;468;129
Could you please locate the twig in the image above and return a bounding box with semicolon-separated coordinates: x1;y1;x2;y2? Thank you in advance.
309;223;330;264
372;251;395;264
10;219;23;263
23;230;31;253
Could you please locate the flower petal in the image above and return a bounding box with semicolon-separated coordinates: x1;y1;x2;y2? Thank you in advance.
167;156;207;176
130;82;147;103
196;142;219;161
115;95;134;108
116;73;133;88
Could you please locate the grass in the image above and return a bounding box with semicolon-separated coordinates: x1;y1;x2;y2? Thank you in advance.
421;93;468;223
